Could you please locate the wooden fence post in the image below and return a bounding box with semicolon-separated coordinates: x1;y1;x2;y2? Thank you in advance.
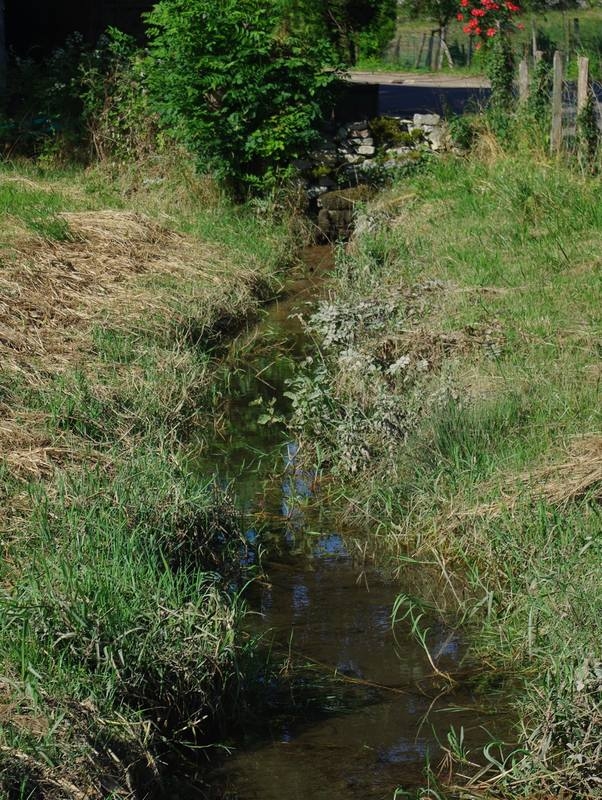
531;17;538;61
577;56;589;114
519;59;530;104
415;33;427;69
573;18;582;48
550;50;564;155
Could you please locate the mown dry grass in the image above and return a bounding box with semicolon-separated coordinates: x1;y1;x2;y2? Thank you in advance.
1;209;265;365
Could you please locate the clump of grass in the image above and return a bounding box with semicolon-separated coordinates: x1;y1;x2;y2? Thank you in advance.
0;450;251;798
287;151;602;796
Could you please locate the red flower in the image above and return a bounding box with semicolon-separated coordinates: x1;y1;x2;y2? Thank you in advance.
516;21;525;29
486;27;496;36
460;0;470;7
457;12;465;20
475;26;482;34
505;1;520;10
462;23;473;33
471;8;486;16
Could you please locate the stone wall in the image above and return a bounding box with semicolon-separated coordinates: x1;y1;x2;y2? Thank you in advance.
295;113;450;240
296;113;450;203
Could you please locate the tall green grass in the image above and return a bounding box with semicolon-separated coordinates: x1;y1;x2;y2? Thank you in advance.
287;149;602;796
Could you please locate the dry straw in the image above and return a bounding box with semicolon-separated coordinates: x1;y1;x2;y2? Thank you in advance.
1;210;251;370
447;433;602;532
0;210;259;479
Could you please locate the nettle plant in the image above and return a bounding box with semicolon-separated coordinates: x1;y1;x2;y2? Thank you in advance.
458;0;523;108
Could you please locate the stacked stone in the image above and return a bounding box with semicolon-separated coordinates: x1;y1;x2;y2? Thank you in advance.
410;113;445;150
297;113;449;200
336;121;376;164
316;185;373;242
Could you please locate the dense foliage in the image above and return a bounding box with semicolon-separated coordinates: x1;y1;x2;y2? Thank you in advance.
406;0;460;29
0;30;150;162
144;0;341;191
285;0;398;63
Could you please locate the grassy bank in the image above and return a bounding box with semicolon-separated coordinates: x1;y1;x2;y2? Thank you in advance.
287;146;601;796
0;157;296;797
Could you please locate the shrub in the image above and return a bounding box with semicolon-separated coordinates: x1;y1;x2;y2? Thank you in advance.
0;30;155;164
143;0;341;193
78;28;157;163
369;116;405;148
447;113;477;149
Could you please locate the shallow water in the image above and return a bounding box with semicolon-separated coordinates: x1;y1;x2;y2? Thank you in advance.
190;246;507;799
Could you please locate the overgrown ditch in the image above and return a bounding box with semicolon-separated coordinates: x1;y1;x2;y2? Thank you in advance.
186;245;513;799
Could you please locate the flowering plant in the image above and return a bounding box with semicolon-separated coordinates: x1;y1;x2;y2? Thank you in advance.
457;0;523;41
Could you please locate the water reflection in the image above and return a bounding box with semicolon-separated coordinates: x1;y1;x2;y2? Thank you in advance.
185;246;508;799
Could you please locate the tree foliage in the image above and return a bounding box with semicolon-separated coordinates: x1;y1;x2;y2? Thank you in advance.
144;0;340;192
405;0;459;28
285;0;397;63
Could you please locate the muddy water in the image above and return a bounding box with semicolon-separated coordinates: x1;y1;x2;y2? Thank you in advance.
192;247;506;799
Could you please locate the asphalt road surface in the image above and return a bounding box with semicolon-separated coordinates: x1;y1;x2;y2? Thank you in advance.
343;69;601;122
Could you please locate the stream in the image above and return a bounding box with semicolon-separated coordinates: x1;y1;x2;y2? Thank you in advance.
190;246;508;799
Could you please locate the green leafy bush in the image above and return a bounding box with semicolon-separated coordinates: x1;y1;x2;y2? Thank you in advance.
1;30;154;163
144;0;341;192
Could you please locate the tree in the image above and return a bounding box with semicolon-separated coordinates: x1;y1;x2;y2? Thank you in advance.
144;0;340;192
285;0;397;65
405;0;460;67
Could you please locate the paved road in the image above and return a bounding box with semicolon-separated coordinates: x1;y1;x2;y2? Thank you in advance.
338;71;491;118
348;70;490;89
342;69;601;121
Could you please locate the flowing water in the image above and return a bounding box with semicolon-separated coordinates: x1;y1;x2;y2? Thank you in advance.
190;246;508;799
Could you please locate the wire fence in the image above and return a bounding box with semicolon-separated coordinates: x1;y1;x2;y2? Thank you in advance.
375;24;602;77
517;52;602;156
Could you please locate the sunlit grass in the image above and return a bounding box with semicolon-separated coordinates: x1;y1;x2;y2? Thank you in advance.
0;155;297;796
288;147;602;797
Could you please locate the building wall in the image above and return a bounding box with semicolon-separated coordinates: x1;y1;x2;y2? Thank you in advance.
6;0;154;55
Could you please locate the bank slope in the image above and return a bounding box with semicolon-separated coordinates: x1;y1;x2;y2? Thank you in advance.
287;153;602;798
0;165;293;798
